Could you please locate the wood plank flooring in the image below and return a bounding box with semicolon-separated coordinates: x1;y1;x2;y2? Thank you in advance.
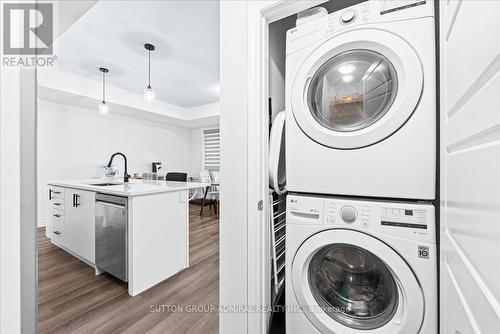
38;204;219;334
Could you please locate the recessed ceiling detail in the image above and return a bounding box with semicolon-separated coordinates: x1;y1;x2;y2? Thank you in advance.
52;0;220;108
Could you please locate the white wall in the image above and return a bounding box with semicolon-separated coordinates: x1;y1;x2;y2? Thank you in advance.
37;99;192;226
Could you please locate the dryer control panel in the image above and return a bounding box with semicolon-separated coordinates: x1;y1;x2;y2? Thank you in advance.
286;0;434;56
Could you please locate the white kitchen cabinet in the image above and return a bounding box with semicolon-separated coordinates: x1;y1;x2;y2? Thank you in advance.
47;186;65;241
47;185;95;264
47;179;207;295
64;189;95;264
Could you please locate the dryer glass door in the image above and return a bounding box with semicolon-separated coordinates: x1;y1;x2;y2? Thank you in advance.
308;243;398;330
308;50;398;133
291;29;424;149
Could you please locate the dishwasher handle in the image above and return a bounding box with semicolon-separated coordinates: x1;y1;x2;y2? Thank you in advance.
96;200;126;210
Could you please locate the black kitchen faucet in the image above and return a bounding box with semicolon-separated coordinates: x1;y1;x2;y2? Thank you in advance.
107;152;130;183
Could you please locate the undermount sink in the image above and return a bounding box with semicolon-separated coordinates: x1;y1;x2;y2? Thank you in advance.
88;182;123;187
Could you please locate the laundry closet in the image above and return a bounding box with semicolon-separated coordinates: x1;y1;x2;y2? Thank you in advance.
265;0;438;333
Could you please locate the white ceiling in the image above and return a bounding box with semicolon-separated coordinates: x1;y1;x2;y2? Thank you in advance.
53;0;220;108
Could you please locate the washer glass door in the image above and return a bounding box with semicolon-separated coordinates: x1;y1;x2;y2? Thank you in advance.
291;229;424;334
308;50;398;133
308;243;398;330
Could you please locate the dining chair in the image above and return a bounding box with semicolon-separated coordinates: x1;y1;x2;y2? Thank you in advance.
210;171;220;215
165;172;187;182
188;176;202;201
211;171;220;184
198;171;218;215
168;172;205;203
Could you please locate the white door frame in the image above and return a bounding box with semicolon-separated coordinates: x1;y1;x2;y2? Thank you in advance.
0;62;23;334
0;15;37;334
220;1;327;333
247;2;332;332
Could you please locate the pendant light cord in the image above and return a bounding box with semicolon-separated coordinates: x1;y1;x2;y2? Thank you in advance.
148;49;151;87
102;71;106;102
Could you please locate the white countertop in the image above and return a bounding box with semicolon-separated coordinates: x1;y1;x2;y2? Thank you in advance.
48;178;210;197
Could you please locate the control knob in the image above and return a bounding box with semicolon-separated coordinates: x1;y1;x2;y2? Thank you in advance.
341;9;356;23
341;206;357;223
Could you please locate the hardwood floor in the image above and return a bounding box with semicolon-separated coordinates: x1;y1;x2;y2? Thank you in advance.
38;204;219;334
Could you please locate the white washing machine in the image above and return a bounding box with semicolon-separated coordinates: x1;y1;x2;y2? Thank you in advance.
285;0;436;200
285;194;437;333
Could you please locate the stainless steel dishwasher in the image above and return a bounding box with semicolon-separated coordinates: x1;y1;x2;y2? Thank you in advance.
95;193;128;282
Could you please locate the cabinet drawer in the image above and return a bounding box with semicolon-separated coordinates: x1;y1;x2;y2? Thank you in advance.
52;209;64;224
52;221;64;243
51;198;64;210
49;186;64;200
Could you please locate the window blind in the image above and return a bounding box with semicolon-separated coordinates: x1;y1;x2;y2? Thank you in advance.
204;128;220;171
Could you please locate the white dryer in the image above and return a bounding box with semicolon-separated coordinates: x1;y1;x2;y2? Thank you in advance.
285;1;436;200
285;194;437;333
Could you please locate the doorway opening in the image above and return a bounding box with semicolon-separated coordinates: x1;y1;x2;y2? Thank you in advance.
36;1;220;333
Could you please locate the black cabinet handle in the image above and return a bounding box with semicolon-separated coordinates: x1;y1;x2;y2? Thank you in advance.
53;213;61;218
75;194;80;207
53;231;61;235
72;194;76;207
49;189;52;200
53;191;61;194
53;202;61;206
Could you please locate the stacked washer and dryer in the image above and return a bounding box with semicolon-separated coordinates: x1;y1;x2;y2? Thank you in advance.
280;1;438;333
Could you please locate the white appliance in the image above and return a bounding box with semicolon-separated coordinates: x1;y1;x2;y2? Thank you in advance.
285;194;437;334
269;111;286;195
285;0;436;200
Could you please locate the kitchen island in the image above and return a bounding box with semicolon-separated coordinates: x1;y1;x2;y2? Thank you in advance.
46;178;209;296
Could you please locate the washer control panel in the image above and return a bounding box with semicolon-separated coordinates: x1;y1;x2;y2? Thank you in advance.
380;0;428;15
288;195;435;243
324;201;370;227
381;207;427;229
322;198;433;237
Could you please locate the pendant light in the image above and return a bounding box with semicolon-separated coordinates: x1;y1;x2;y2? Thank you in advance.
144;43;155;103
98;67;109;114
